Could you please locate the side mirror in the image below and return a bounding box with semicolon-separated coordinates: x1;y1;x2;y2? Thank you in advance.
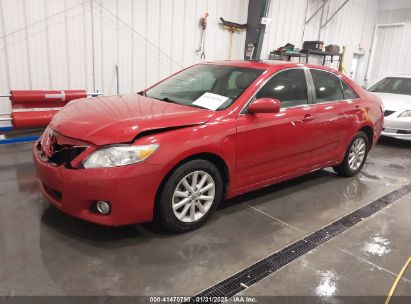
248;98;280;114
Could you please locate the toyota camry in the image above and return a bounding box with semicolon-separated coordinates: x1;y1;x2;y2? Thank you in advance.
34;61;384;232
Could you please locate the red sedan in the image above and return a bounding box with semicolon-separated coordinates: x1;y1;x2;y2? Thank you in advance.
34;61;384;232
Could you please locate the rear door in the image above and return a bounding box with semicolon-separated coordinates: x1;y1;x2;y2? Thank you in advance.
308;69;361;167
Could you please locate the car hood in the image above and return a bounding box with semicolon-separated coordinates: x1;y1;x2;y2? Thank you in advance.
371;92;411;111
49;94;214;145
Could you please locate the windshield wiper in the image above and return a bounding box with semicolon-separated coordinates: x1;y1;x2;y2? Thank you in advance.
158;97;179;104
185;103;210;110
144;95;210;110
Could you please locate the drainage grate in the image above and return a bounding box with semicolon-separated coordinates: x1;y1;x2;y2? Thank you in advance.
188;182;411;303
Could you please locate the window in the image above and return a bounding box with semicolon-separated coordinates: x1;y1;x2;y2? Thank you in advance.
256;69;308;108
227;71;243;89
160;68;215;94
369;77;411;96
310;69;344;103
146;64;263;111
342;81;358;99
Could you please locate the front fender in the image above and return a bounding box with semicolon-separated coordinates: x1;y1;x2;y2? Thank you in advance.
138;120;238;197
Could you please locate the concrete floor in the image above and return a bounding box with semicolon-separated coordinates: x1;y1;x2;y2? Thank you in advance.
0;138;410;298
239;193;411;298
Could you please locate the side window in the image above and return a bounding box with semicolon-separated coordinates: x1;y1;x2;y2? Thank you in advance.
342;81;358;99
256;69;308;108
310;69;344;103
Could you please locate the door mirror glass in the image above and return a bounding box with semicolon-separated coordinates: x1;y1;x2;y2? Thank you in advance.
248;98;280;114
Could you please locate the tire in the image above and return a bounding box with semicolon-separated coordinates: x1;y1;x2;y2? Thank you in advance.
156;159;223;233
333;131;369;177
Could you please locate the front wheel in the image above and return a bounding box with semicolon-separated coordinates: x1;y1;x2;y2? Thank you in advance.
333;131;369;177
156;159;223;232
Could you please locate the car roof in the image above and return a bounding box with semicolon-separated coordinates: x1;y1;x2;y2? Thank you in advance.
203;60;339;73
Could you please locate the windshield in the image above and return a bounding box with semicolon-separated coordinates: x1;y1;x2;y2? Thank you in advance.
369;77;411;96
145;64;264;111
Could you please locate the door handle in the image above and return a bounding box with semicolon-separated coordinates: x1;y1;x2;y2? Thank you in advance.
354;105;361;111
302;114;315;123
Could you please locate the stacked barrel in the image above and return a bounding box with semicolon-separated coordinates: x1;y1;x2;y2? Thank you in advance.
9;90;88;129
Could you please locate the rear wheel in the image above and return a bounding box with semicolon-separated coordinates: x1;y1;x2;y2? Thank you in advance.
156;159;223;232
333;131;369;177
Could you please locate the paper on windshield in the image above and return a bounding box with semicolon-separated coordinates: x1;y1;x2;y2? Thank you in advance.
192;92;229;110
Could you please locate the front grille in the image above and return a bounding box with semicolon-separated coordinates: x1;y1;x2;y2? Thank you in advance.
382;128;411;135
397;129;411;135
37;142;86;167
384;110;395;116
48;146;87;166
37;129;88;168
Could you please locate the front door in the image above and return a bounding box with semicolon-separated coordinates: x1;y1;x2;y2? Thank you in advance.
236;68;316;191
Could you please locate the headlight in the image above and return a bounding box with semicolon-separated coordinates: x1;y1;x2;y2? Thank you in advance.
399;110;411;118
83;144;159;168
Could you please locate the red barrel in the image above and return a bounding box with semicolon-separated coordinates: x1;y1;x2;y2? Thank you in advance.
11;110;59;129
10;90;87;103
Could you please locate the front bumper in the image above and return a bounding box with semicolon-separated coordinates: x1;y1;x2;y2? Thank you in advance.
382;117;411;141
33;142;163;226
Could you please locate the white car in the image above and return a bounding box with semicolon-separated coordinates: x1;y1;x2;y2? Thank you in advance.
368;75;411;141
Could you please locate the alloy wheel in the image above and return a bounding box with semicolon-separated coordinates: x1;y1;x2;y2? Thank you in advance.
172;171;215;223
348;138;366;171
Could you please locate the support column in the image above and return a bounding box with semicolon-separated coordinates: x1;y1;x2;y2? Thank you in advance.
244;0;270;60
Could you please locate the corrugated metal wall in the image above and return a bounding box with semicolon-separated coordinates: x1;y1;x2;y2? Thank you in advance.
2;0;411;117
368;6;411;84
0;0;248;114
260;0;308;60
261;0;380;85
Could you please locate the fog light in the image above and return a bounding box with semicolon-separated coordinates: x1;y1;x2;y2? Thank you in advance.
96;201;111;215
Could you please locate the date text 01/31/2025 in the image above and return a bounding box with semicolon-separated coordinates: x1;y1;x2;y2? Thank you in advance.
148;296;257;303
